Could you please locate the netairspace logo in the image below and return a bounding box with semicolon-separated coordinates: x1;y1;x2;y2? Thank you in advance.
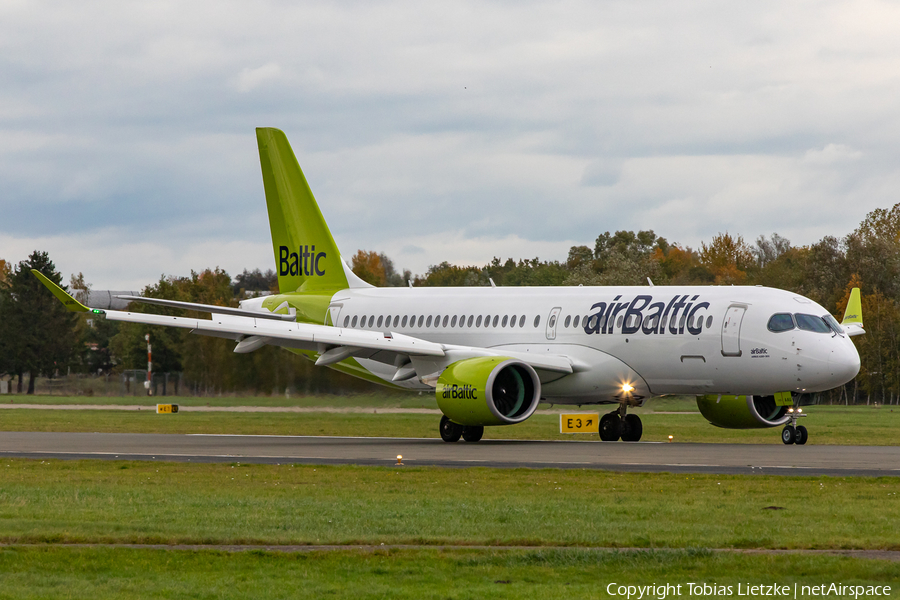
604;582;892;599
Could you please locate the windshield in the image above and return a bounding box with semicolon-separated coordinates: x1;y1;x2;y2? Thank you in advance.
767;313;795;333
823;314;844;335
795;313;832;333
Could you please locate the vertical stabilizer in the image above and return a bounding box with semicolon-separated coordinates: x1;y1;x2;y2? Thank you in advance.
256;127;371;293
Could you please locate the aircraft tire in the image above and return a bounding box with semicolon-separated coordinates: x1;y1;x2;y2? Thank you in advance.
462;425;484;442
599;413;621;442
622;414;642;442
781;425;796;445
440;416;463;442
795;425;808;445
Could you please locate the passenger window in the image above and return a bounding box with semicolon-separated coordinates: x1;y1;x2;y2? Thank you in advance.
519;315;525;327
351;316;358;328
426;316;433;327
417;315;424;328
343;316;350;327
564;316;571;328
549;315;556;328
502;315;509;327
377;316;383;328
616;315;623;329
476;315;483;327
459;315;465;327
401;316;408;327
795;313;831;333
533;315;540;327
706;316;712;329
467;315;474;327
767;313;795;333
451;315;457;327
393;316;399;328
492;315;499;327
368;316;375;328
441;315;448;327
581;315;588;328
509;315;516;327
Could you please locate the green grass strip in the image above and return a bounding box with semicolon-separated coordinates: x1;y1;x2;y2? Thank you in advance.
1;459;898;549
1;405;898;444
0;546;897;600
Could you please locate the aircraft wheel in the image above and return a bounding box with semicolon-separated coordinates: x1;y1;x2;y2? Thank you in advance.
440;416;463;442
622;414;643;442
599;413;621;442
462;425;484;442
795;425;808;445
781;425;796;445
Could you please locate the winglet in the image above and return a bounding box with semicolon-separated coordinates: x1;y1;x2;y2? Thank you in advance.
841;287;862;327
31;270;91;313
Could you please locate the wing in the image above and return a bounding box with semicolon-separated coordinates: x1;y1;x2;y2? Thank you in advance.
33;271;575;385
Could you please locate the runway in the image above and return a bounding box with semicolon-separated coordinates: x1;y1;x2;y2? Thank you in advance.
1;431;898;476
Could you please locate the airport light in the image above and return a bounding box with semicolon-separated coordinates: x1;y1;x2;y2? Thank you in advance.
396;455;403;465
668;435;673;442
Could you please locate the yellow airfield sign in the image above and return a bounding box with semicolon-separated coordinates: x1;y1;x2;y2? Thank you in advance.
156;404;179;414
560;413;599;434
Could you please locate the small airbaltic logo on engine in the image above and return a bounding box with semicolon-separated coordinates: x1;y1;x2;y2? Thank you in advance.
750;347;769;358
279;245;326;277
442;384;478;400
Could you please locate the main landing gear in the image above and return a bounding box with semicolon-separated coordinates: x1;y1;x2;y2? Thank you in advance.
439;415;484;443
599;405;642;442
781;407;808;445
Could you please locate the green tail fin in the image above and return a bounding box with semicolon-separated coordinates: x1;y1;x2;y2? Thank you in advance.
841;287;863;326
256;127;370;293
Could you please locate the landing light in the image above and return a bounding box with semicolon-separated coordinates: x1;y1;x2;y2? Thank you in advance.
622;384;635;393
788;408;794;413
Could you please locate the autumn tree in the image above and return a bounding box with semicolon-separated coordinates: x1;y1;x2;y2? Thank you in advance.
699;233;755;284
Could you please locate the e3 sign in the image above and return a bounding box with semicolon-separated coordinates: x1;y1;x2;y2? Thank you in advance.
560;413;599;434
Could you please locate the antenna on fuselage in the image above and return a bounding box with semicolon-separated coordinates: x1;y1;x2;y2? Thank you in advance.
647;278;654;287
408;279;413;288
489;278;496;288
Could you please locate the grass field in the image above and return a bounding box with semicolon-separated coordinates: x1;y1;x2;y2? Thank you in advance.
2;459;898;549
1;403;897;444
1;546;897;600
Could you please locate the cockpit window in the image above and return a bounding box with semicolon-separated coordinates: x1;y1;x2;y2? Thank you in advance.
795;313;831;333
767;313;795;332
823;314;844;335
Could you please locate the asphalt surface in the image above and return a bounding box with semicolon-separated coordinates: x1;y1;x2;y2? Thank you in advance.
1;431;899;476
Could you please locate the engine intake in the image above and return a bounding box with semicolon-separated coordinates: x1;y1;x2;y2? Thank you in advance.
436;357;541;426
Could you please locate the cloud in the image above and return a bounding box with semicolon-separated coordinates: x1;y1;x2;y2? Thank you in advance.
233;63;283;93
2;1;900;286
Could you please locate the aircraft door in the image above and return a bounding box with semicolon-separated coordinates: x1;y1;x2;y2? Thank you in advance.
721;304;746;357
546;307;561;340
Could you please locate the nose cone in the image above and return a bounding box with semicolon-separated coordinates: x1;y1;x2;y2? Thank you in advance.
829;338;861;386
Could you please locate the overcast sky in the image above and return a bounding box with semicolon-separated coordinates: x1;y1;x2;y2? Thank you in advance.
2;0;899;289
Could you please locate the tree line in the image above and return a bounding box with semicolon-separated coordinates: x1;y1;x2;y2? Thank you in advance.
1;203;899;401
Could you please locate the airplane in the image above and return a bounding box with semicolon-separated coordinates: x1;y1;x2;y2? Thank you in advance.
35;127;865;446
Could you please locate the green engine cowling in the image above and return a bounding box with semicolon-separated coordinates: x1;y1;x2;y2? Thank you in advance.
697;394;792;429
436;357;541;426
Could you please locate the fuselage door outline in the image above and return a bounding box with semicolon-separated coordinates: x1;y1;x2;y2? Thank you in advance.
546;307;561;341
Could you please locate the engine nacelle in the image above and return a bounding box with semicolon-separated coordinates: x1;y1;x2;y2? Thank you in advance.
697;394;791;429
436;357;541;426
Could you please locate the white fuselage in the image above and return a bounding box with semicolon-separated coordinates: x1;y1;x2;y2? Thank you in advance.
244;284;861;404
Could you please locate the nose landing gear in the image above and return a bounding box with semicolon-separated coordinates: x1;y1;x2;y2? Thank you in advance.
599;405;643;442
781;407;808;445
